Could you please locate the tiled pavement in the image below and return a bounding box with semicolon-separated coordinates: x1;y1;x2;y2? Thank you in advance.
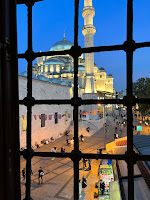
21;117;127;200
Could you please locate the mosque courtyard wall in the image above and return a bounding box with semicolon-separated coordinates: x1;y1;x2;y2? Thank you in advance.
19;76;73;149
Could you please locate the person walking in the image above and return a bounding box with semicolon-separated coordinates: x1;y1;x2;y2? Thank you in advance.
51;146;57;160
100;180;105;195
83;158;87;168
61;146;65;153
38;167;44;185
22;168;26;182
88;158;91;170
79;179;82;198
66;138;71;146
82;175;87;188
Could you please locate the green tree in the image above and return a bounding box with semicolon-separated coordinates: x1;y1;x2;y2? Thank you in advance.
133;77;150;114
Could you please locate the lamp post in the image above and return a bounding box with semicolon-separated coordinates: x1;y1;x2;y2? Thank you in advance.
103;104;106;149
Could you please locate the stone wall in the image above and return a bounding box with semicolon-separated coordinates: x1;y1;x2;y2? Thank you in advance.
19;76;73;149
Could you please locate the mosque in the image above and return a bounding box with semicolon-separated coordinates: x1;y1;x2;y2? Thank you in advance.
32;34;114;96
29;0;114;97
19;0;115;149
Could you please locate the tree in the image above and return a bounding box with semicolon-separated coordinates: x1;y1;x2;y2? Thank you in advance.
133;77;150;114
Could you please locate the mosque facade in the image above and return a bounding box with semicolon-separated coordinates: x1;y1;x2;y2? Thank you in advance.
32;37;114;94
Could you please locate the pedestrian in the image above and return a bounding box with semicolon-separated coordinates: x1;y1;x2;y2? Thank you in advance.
22;168;26;182
50;136;55;142
100;180;105;195
82;175;87;188
99;148;102;154
61;146;65;153
80;134;84;142
115;126;117;133
83;158;87;168
88;158;91;170
79;179;82;198
66;138;71;146
98;166;100;176
114;133;116;140
51;146;57;160
86;127;90;132
38;167;44;185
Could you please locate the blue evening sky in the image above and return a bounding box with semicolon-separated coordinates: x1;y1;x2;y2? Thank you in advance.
17;0;150;91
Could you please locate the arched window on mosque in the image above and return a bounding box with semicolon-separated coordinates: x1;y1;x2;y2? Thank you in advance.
50;65;54;72
56;65;60;73
45;65;48;72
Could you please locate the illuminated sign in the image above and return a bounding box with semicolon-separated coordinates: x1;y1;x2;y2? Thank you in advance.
137;126;142;131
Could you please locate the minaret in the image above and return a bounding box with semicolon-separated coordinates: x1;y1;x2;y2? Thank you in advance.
82;0;96;93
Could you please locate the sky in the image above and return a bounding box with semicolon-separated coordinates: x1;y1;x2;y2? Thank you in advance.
17;0;150;91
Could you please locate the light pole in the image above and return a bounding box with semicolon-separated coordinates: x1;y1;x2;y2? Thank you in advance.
103;104;106;149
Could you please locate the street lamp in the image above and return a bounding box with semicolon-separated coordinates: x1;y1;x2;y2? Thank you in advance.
103;104;106;149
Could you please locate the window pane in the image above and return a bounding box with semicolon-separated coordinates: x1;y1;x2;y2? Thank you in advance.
79;104;127;155
133;48;150;99
32;1;74;52
79;0;127;48
31;105;72;150
19;106;27;150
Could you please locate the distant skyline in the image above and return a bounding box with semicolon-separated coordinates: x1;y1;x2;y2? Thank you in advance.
17;0;150;91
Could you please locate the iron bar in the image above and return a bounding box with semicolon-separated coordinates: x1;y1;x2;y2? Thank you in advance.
19;99;123;105
73;0;79;199
126;0;134;199
18;41;150;60
25;3;33;200
20;150;150;161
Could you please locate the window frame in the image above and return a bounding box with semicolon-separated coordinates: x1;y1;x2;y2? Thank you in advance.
17;0;150;199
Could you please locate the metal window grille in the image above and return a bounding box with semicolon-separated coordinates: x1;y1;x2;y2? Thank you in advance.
16;0;150;199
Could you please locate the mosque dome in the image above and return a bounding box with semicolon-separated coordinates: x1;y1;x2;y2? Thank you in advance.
43;58;65;65
50;38;73;51
107;74;113;78
99;67;106;72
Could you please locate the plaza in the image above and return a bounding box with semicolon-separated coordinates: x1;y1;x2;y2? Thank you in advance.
21;118;118;200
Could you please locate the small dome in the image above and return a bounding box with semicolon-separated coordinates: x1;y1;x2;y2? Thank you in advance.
78;65;85;71
107;74;113;78
43;58;65;65
50;39;73;51
99;67;105;72
37;75;49;82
